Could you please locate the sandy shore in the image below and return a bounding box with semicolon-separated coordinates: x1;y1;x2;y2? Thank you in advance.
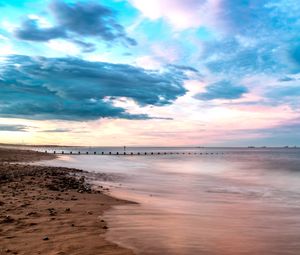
0;148;134;255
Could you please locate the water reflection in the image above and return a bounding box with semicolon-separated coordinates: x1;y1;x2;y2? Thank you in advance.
38;148;300;254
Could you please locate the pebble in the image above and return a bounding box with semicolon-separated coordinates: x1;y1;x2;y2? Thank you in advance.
2;215;14;223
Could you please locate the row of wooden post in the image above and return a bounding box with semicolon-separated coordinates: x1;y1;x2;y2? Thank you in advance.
45;151;224;156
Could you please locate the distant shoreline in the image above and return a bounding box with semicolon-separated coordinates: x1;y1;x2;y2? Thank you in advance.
0;143;298;149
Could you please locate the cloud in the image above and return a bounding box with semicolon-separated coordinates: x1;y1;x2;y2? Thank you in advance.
194;0;300;108
212;1;300;74
195;80;248;100
129;0;220;30
218;0;300;37
0;55;188;120
290;44;300;68
169;64;200;74
40;128;70;133
265;83;300;108
240;119;300;146
14;0;136;50
0;124;29;132
278;77;295;82
202;37;284;78
49;0;136;46
15;19;66;41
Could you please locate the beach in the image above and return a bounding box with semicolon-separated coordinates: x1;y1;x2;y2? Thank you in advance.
0;148;134;255
2;147;300;255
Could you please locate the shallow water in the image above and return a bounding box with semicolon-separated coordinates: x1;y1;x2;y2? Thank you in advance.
37;148;300;255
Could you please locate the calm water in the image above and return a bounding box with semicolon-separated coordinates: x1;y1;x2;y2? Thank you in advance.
36;148;300;255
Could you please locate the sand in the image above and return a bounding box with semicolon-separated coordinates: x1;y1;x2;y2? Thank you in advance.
0;148;134;255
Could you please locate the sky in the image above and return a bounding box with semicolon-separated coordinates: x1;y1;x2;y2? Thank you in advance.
0;0;300;146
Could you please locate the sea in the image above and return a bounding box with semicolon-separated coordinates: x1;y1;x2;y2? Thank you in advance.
32;147;300;255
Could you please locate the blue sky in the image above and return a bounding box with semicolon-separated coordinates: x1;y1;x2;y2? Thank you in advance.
0;0;300;146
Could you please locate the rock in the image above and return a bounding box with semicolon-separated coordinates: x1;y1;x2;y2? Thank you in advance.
2;215;14;223
26;211;38;216
43;236;49;241
5;236;15;239
47;208;56;216
20;203;30;208
103;226;108;229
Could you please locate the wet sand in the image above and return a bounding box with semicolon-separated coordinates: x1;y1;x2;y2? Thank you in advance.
41;150;300;255
0;148;134;255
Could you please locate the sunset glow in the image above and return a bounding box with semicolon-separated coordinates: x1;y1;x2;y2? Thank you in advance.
0;0;299;146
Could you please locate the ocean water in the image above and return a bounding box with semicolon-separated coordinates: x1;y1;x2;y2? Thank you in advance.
36;148;300;255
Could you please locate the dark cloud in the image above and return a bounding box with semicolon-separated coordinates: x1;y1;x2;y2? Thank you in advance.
49;0;136;46
0;124;29;132
195;80;248;100
278;77;295;82
15;19;66;41
0;55;187;120
71;39;96;52
169;64;199;73
14;0;136;50
40;128;70;133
